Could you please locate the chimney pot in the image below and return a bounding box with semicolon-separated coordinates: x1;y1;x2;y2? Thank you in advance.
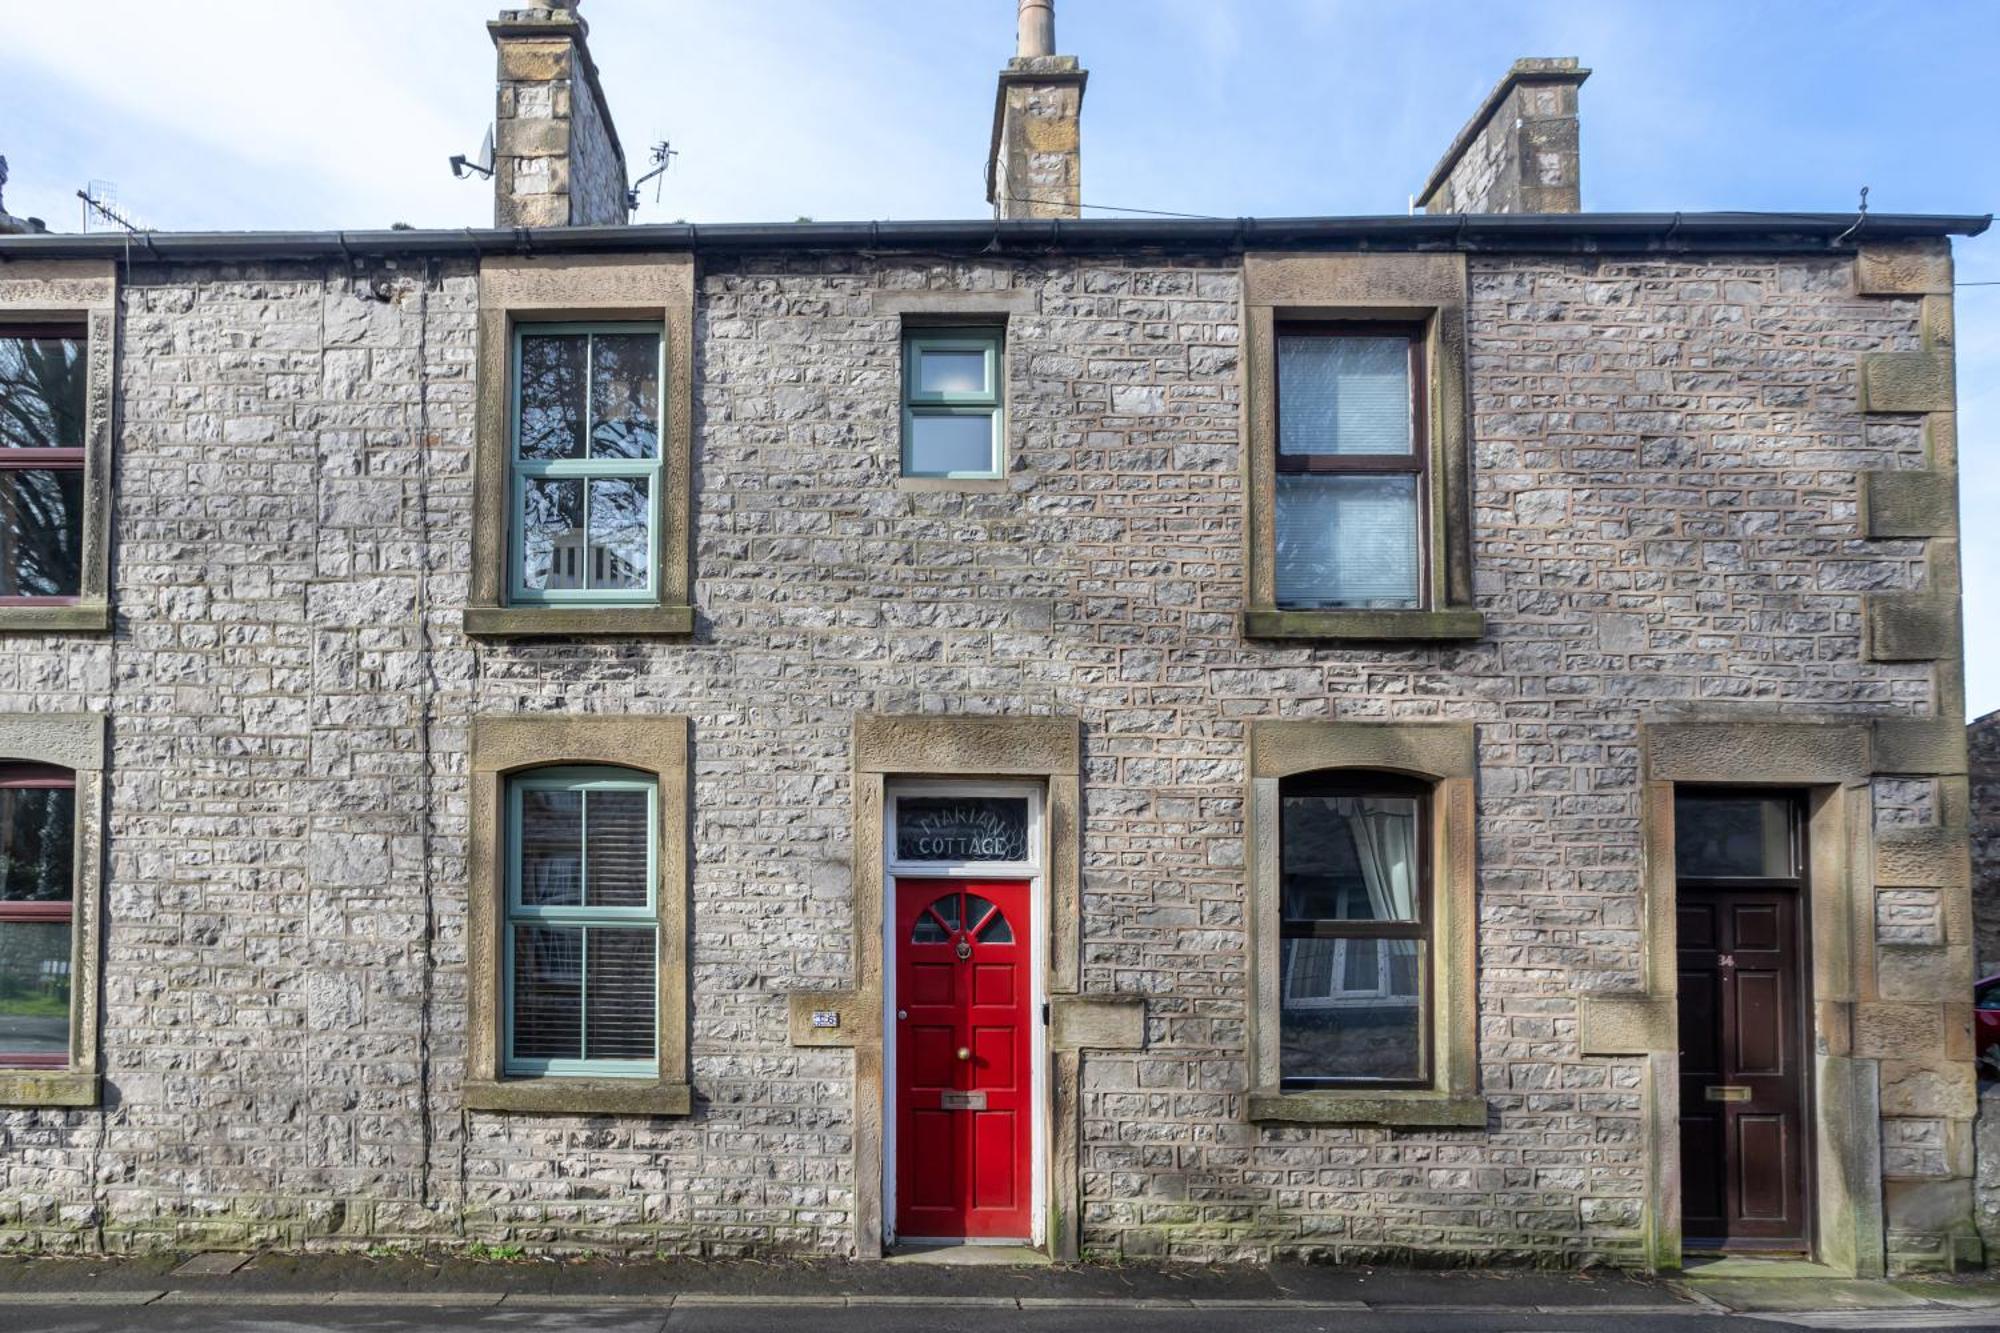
1017;0;1055;58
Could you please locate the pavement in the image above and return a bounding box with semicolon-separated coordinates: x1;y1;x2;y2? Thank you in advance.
0;1250;1991;1330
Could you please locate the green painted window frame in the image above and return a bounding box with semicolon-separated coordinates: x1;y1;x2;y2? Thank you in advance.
507;322;666;607
503;765;660;1079
901;329;1004;479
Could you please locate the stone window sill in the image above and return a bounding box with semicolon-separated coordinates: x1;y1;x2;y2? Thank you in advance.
0;603;112;635
1247;1088;1489;1129
0;1069;99;1108
1241;608;1484;642
462;1077;692;1117
461;605;695;639
896;477;1011;494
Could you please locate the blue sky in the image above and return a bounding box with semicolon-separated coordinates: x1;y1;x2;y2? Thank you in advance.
5;0;1996;707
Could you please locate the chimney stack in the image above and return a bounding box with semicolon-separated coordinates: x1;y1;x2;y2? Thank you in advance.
488;1;629;227
986;0;1087;220
1417;58;1588;214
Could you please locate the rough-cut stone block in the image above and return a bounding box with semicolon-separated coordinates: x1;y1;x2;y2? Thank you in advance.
1877;826;1971;889
1577;995;1675;1055
1878;945;1973;1002
1855;1004;1945;1059
788;991;874;1048
1861;351;1955;414
1865;595;1961;663
1050;995;1144;1051
1860;470;1958;539
1874;719;1968;777
1856;243;1954;296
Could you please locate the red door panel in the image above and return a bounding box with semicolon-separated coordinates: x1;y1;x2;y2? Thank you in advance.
895;878;1032;1241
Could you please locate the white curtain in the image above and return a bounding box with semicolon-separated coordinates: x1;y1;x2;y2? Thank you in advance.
1346;799;1416;921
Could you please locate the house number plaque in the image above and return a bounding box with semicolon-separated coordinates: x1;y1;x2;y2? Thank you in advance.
939;1091;987;1110
810;1010;840;1029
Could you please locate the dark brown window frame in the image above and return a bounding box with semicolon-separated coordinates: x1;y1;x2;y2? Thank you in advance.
1273;320;1431;614
0;323;88;609
0;762;76;1070
1276;768;1434;1092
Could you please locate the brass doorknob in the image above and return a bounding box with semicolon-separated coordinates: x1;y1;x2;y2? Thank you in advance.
956;1047;971;1061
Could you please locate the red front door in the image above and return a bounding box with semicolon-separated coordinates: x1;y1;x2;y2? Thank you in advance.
894;878;1033;1241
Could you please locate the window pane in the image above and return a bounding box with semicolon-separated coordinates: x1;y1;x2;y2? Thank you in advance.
0;335;87;450
1275;473;1419;609
1281;937;1422;1083
520;789;582;907
586;477;650;590
520;477;585;591
1277;335;1411;456
0;469;84;598
0;787;73;903
0;921;70;1061
906;412;997;477
916;346;989;397
584;789;649;908
895;796;1029;861
517;334;588;460
1280;793;1419;922
512;924;582;1060
583;926;656;1061
589;332;660;460
1675;795;1796;879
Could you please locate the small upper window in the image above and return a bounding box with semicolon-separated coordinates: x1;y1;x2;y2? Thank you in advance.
0;764;76;1069
1278;772;1429;1088
0;328;88;602
1674;793;1799;881
1273;327;1424;611
511;325;663;604
902;329;1003;479
506;767;658;1078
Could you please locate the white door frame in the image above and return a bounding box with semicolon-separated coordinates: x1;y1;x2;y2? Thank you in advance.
881;779;1047;1248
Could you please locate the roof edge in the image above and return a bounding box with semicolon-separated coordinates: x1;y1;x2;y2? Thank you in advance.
0;211;1985;265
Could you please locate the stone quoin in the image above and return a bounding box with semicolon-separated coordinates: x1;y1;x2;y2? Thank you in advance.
0;0;1988;1277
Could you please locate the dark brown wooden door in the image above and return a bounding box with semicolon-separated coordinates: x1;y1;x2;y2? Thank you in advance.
1678;888;1808;1246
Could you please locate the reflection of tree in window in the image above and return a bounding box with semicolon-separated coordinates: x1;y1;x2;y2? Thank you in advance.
512;327;661;599
0;333;86;600
0;768;76;1067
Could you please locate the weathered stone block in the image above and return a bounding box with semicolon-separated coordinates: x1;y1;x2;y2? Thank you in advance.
1855;242;1954;296
1861;351;1955;414
1859;470;1957;539
1864;594;1960;663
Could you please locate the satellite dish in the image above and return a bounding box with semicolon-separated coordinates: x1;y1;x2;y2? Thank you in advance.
450;125;497;181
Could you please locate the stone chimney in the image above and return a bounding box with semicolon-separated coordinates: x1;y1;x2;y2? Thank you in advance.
0;158;47;236
986;0;1087;220
489;1;629;227
1417;58;1589;214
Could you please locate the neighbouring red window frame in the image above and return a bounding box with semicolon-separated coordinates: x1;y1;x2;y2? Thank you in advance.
0;762;76;1069
0;323;89;608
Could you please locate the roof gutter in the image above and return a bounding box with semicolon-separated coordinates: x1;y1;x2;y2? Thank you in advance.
0;211;1986;264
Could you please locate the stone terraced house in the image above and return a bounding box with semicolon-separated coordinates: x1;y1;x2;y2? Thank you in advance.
0;0;1988;1276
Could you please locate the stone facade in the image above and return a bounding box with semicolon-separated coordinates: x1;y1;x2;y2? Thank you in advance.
0;230;1977;1273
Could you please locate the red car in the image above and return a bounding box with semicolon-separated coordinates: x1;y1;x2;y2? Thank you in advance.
1977;973;2000;1074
